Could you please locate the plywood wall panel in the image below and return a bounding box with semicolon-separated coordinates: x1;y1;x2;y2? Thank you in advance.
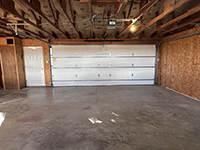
0;61;3;89
14;38;26;88
22;39;51;86
158;27;200;100
0;46;19;89
0;38;6;45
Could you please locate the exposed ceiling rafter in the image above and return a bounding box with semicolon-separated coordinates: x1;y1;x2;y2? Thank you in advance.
116;0;159;38
88;0;93;38
145;4;200;36
132;0;189;36
53;0;80;38
0;0;54;38
47;0;58;26
14;0;69;38
158;16;200;37
113;0;125;18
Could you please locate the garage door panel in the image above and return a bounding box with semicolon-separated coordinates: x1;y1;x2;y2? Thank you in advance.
105;45;155;56
52;68;155;80
51;45;156;86
51;45;155;57
53;80;155;86
52;58;155;67
51;45;103;57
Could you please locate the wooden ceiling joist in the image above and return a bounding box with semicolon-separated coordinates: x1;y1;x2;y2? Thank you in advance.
47;0;57;25
53;0;80;38
68;0;75;23
158;16;200;37
15;0;68;38
133;0;189;36
0;0;54;38
145;4;200;36
0;17;44;38
88;0;93;38
50;38;157;45
0;32;13;36
80;0;121;5
127;0;134;19
113;0;125;18
116;0;158;38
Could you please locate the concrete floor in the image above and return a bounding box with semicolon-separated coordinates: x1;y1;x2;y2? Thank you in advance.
0;86;200;150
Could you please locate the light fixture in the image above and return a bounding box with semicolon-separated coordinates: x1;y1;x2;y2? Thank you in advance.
130;25;136;32
107;20;117;29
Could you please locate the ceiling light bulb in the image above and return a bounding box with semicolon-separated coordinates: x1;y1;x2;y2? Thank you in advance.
130;25;136;32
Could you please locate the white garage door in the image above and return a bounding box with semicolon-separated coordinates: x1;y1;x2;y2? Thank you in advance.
50;45;156;86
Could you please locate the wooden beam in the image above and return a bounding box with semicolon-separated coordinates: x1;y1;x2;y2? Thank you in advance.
141;7;152;26
47;0;57;25
0;32;13;36
127;0;134;19
50;38;157;45
113;0;124;18
53;0;80;38
68;0;75;23
158;16;200;37
133;0;189;36
15;0;68;38
0;0;54;37
145;4;200;36
88;0;93;38
0;23;14;33
116;0;158;38
80;0;121;5
0;17;44;38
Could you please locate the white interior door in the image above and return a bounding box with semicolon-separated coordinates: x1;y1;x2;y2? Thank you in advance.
51;45;156;86
23;46;45;86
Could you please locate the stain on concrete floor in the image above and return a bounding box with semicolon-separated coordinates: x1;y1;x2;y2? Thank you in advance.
0;86;200;150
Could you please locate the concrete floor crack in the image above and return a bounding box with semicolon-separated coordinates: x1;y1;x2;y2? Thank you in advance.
84;87;99;110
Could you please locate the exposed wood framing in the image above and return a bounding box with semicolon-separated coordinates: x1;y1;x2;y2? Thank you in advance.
53;0;80;38
88;0;93;38
68;0;75;23
47;0;58;25
103;5;110;18
158;16;200;37
80;0;121;5
0;22;16;33
50;38;157;44
145;4;200;36
0;15;45;39
141;7;152;26
133;0;189;36
116;0;158;38
127;0;134;19
0;32;13;36
0;0;54;37
15;0;68;38
113;0;124;18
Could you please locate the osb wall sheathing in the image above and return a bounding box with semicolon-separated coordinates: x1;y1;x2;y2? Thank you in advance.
158;27;200;100
22;39;51;87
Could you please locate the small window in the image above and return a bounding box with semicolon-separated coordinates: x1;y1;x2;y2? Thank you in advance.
6;39;13;45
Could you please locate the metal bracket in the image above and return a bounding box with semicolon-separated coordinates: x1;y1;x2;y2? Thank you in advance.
190;23;200;29
7;23;30;35
94;18;135;23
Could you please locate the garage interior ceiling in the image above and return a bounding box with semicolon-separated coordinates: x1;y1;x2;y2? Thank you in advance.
0;0;200;40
